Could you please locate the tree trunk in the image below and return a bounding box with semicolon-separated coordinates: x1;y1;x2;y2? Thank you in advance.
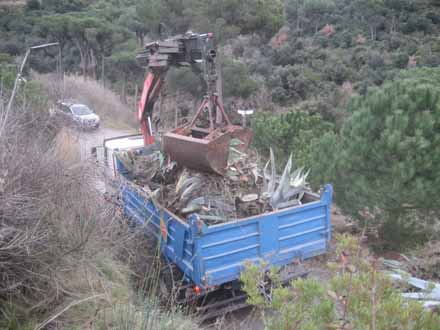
121;77;127;104
90;49;97;80
73;39;88;78
79;48;87;78
134;84;138;113
101;56;105;88
140;32;145;47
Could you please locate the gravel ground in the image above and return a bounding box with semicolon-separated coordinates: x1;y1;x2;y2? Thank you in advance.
77;126;135;161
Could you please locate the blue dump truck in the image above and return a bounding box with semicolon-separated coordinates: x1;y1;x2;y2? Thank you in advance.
101;134;333;319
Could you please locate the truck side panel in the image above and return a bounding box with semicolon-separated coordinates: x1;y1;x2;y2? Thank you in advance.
197;185;332;287
121;186;198;281
120;166;332;288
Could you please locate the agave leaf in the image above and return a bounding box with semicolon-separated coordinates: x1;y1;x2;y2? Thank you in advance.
298;190;305;201
270;154;292;208
268;148;276;195
159;152;165;168
263;159;270;192
284;186;305;201
280;154;293;197
290;167;302;182
180;179;202;205
186;196;206;208
178;176;201;196
290;167;305;187
181;204;202;215
251;166;259;184
175;170;188;193
302;168;310;182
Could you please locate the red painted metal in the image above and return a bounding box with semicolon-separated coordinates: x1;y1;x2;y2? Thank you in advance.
136;32;253;173
138;72;164;145
163;94;253;175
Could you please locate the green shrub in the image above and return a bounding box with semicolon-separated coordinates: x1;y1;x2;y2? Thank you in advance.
222;59;258;98
324;56;351;84
402;15;433;34
0;64;16;90
367;50;385;69
312;67;440;249
167;67;203;97
252;110;334;169
392;51;409;68
241;263;334;330
268;65;323;103
241;234;440;330
271;86;289;104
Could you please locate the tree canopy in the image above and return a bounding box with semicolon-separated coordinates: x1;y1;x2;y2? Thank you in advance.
312;67;440;247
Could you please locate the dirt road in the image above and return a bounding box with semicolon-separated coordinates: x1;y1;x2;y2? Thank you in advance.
77;126;136;161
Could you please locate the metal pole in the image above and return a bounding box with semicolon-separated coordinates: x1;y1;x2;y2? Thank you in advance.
1;42;60;137
5;48;31;116
134;84;138;113
216;51;223;125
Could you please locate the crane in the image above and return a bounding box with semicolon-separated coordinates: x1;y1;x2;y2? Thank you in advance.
136;32;252;175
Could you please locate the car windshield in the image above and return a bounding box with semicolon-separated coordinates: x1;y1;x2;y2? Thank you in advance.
71;104;93;116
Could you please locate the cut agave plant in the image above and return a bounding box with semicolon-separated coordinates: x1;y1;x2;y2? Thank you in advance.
263;148;277;197
263;148;310;209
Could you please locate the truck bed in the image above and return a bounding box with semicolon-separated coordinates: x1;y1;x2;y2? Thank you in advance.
121;179;332;288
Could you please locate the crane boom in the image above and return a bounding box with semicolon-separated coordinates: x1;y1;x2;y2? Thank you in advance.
136;32;252;174
138;72;164;145
136;32;215;146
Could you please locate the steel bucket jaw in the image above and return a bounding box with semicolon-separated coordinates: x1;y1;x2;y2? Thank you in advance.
163;126;252;175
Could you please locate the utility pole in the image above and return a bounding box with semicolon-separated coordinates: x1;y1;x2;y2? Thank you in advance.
2;43;60;137
6;43;60;114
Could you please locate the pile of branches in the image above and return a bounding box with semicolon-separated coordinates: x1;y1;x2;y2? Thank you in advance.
117;144;312;223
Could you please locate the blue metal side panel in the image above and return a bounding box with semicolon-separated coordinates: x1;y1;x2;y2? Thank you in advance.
120;185;201;284
197;185;333;287
119;156;333;289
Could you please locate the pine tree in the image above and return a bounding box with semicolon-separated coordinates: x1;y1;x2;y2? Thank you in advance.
314;68;440;248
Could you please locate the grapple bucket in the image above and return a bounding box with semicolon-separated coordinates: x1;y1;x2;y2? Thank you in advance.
163;125;252;175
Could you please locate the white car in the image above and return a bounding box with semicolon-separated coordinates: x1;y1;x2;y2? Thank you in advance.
58;101;100;129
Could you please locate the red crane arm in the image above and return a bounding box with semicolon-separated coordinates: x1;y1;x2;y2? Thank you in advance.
138;71;164;145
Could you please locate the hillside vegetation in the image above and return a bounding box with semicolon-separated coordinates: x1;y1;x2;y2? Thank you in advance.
0;71;201;330
0;0;438;249
0;0;440;328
